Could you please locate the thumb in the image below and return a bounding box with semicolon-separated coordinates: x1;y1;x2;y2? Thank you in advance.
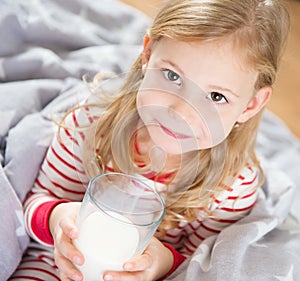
123;253;152;272
60;217;79;240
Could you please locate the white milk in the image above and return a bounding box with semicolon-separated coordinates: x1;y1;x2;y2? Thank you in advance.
74;211;139;281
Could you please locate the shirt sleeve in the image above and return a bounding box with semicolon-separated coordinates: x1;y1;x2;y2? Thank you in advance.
24;105;96;246
161;243;186;279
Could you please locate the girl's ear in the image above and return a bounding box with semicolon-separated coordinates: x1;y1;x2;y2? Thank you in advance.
237;86;272;123
142;32;152;64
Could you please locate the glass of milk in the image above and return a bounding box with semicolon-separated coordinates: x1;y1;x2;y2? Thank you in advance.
73;172;165;281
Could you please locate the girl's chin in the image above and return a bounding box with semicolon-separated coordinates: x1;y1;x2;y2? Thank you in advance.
150;135;202;154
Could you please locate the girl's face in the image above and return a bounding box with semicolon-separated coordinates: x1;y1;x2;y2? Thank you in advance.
137;37;271;154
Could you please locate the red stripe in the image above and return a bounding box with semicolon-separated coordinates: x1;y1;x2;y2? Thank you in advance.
64;128;79;146
176;225;185;230
210;218;239;224
238;175;245;180
241;172;258;186
174;235;185;245
13;267;60;281
201;223;221;234
186;237;198;249
187;222;197;231
79;131;85;140
10;276;45;280
72;110;79;127
227;189;257;200
58;140;82;163
246;164;254;172
106;166;114;172
52;181;86;195
72;111;85;141
183;243;194;254
194;230;205;241
213;189;256;204
220;201;256;212
213;197;222;204
21;258;44;263
46;158;83;185
50;145;85;174
38;254;55;262
139;170;175;184
84;106;95;123
22;257;55;265
165;234;184;244
165;232;180;239
36;178;57;197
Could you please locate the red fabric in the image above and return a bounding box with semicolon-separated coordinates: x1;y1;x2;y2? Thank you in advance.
31;199;70;245
161;243;186;279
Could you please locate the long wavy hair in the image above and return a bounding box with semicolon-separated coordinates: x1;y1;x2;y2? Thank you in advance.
65;0;290;231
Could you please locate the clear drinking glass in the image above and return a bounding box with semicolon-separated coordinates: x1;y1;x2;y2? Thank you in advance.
73;172;165;281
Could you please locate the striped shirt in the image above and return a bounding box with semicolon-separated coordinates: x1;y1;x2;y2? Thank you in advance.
24;104;259;262
159;165;258;256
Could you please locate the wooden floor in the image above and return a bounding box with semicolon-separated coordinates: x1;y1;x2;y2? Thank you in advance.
122;0;300;139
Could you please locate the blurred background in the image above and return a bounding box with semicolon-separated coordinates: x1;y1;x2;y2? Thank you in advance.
122;0;300;139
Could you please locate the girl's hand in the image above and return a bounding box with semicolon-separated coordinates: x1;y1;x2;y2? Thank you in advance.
49;202;84;281
103;237;174;281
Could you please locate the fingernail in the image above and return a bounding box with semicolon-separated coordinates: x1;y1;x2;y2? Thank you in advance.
73;256;82;265
72;275;81;281
124;263;133;270
70;229;77;239
104;274;113;281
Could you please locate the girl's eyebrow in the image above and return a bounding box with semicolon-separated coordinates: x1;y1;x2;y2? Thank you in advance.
207;84;240;97
161;59;185;76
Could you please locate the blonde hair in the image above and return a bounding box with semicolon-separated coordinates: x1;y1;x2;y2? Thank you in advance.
67;0;290;231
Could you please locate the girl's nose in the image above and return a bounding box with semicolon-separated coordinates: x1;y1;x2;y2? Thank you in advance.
168;97;197;123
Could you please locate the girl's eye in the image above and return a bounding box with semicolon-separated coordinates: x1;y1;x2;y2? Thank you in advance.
207;92;228;104
162;69;182;85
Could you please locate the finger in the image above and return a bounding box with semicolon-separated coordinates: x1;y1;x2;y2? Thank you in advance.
55;251;83;281
123;253;152;272
60;217;79;239
56;234;84;266
60;271;79;281
103;270;145;281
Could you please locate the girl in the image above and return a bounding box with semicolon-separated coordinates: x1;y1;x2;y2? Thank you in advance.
11;0;290;280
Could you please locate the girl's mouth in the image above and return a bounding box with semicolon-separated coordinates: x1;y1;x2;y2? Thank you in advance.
158;122;191;140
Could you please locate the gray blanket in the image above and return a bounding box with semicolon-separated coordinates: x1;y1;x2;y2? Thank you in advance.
0;0;299;280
